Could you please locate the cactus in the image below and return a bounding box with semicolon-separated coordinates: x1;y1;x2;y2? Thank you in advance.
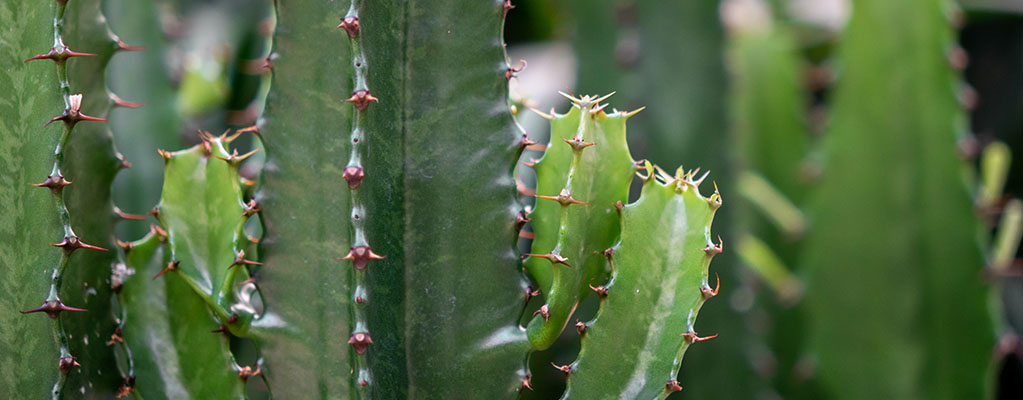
564;164;722;399
523;94;637;350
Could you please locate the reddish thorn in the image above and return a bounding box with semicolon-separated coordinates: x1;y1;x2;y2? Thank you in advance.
32;175;72;194
520;159;536;168
503;0;516;18
533;304;549;321
238;365;262;381
150;224;168;241
152;260;179;280
231;250;262;268
551;362;572;376
342;246;385;270
239;276;256;286
51;236;109;255
58;356;81;374
677;331;718;343
337;16;360;38
113;206;145;220
211;325;229;335
536;188;590;206
524;286;540;303
520;375;533;391
45;94;105;127
115;39;146;52
701;273;720;300
520;134;537;148
666;380;683;393
703;236;723;257
348;332;373;355
589;284;609;298
515;210;530;231
21;300;87;318
109;93;143;108
345;89;379;111
243;199;262;217
562;136;596;151
524;252;572;268
107;328;124;345
575;320;587;336
343;166;365;189
215;148;258;164
24;46;96;63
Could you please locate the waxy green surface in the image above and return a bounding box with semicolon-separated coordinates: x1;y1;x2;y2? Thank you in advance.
0;1;65;397
119;232;245;399
256;0;527;398
565;173;719;400
524;97;636;350
802;0;994;398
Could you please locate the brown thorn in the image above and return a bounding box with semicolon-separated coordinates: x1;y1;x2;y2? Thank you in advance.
231;250;262;268
524;252;572;268
677;331;718;343
589;284;609;298
116;377;135;398
238;365;262;381
51;236;109;255
348;332;373;355
575;320;587;337
22;300;88;318
32;175;72;194
58;356;81;374
152;260;179;280
107;328;124;345
345;89;379;111
520;375;533;391
533;304;549;321
150;224;168;242
535;188;590;207
342;246;386;270
337;16;360;38
701;273;720;300
551;362;572;376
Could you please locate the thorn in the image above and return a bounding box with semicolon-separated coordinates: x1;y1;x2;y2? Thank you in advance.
343;166;365;189
614;200;625;211
529;107;552;120
109;93;142;108
348;332;373;355
211;324;229;335
32;174;72;194
152;260;179;280
701;273;720;300
562;136;596;151
515;210;531;231
243;199;261;217
666;380;683;393
505;59;526;80
524;252;572;268
520;134;537;148
239;274;257;286
107;328;124;345
520;375;533;391
58;355;81;374
589;284;609;298
51;236;108;255
600;247;614;261
214;148;258;164
24;46;96;64
230;250;262;268
533;304;549;321
576;320;587;336
593;91;616;105
624;106;645;119
116;238;133;252
551;362;572;376
22;299;87;318
703;236;723;257
524;286;540;303
536;188;590;207
706;181;722;210
150;224;168;242
345;89;379;111
589;102;610;116
238;365;262;381
337;16;360;38
45;94;106;127
692;170;711;187
116;377;135;399
677;331;718;343
157;149;172;160
113;206;145;220
359;379;369;387
148;206;160;220
114;38;145;52
558;91;580;104
503;0;516;19
342;246;385;270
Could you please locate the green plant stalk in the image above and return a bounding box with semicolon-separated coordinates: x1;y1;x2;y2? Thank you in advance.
254;0;529;397
564;166;721;400
117;229;247;399
0;1;65;397
801;0;994;398
524;94;637;350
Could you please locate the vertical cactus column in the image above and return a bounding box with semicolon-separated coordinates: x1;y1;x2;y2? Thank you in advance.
254;0;529;397
801;0;994;398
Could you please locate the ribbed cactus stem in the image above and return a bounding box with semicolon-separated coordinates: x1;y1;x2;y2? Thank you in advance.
340;0;378;394
20;1;108;397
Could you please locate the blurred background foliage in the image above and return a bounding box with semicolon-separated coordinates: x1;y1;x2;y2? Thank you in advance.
505;0;1022;399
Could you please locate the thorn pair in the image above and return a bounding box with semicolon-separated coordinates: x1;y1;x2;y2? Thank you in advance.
230;250;262;268
33;174;72;194
45;94;106;128
536;188;590;207
524;251;572;268
345;89;378;111
589;284;609;298
52;235;108;255
342;246;385;270
343;166;365;189
563;135;596;151
25;46;94;64
21;300;87;318
348;332;373;355
215;148;259;164
58;355;81;374
337;16;360;38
